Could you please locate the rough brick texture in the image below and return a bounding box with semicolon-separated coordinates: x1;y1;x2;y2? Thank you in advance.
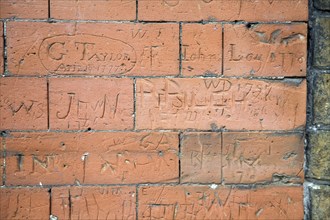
0;0;48;19
0;0;311;219
0;188;50;219
0;78;48;130
7;22;179;76
51;0;136;20
136;78;306;130
138;0;308;21
49;78;133;130
139;185;303;219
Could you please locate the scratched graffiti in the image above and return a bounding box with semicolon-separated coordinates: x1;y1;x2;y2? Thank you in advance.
139;186;304;219
51;187;136;219
136;78;306;130
5;132;179;185
39;34;137;75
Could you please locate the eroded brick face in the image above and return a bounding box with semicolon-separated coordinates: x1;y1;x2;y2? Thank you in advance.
0;0;48;19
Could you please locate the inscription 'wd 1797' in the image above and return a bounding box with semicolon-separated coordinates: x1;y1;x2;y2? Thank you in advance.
39;34;137;75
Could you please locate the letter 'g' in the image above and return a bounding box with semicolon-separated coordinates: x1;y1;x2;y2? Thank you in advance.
48;42;66;60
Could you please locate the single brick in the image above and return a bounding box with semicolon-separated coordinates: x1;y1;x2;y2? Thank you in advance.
181;132;221;183
5;132;179;185
224;23;307;77
0;0;48;19
310;185;330;220
0;77;48;130
138;0;308;22
136;78;306;130
314;0;330;10
314;74;330;125
307;131;330;180
7;22;179;76
314;16;330;67
138;185;303;219
49;78;133;130
51;0;136;20
0;188;50;219
51;186;136;219
0;22;3;74
223;132;304;184
182;23;222;76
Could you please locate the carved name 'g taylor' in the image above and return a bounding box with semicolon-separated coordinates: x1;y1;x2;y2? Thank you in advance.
39;34;137;75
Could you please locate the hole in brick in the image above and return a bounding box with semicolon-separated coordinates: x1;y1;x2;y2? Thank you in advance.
86;127;92;131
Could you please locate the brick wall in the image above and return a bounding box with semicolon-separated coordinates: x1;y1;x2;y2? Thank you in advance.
0;0;323;219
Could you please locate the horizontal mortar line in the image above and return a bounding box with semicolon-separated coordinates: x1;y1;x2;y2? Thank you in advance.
0;74;308;81
0;18;308;25
305;178;330;186
0;182;304;189
306;126;330;132
0;129;305;134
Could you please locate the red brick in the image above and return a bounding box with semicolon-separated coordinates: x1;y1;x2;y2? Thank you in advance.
136;78;306;130
139;0;308;22
49;78;133;130
182;23;222;76
181;132;221;183
224;24;307;77
51;0;136;20
0;22;3;74
0;137;3;184
222;132;304;184
0;0;48;19
5;132;179;185
51;186;136;219
0;77;48;130
138;185;303;219
0;188;50;219
7;22;179;76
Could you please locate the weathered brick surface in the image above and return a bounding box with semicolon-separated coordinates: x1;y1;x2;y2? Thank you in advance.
51;186;136;219
182;23;222;76
139;185;303;219
0;0;48;19
310;185;330;220
307;131;330;180
223;132;304;183
0;22;3;74
7;22;179;76
49;78;133;130
136;78;306;130
5;132;179;185
314;0;330;10
0;188;50;219
181;132;221;183
138;0;308;21
314;16;330;67
51;0;136;20
0;77;48;130
314;74;330;125
224;24;307;77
